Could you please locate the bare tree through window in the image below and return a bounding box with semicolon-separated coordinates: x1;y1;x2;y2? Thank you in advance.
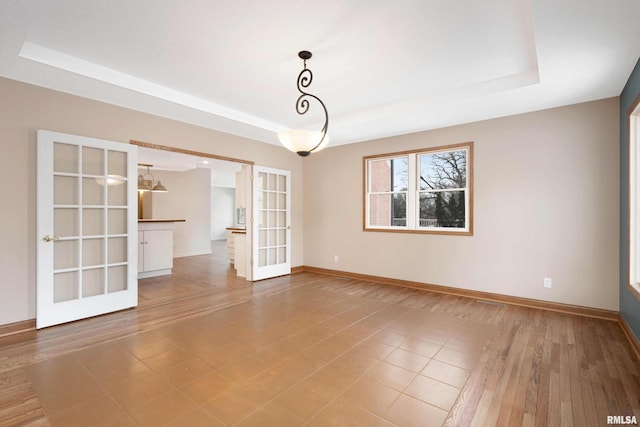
419;149;466;228
364;142;472;234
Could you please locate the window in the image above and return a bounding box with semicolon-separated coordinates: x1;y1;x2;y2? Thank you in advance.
364;142;473;235
628;97;640;300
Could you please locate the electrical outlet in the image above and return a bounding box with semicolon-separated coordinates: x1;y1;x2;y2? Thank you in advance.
543;277;552;288
334;255;339;262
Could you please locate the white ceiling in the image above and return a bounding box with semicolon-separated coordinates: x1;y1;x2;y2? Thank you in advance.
137;147;241;187
1;1;639;148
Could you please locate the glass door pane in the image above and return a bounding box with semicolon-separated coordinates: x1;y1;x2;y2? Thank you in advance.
257;172;286;267
54;142;78;173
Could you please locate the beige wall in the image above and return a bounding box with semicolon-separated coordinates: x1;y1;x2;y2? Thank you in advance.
211;187;235;240
0;75;621;325
0;77;303;325
151;168;212;258
303;98;620;311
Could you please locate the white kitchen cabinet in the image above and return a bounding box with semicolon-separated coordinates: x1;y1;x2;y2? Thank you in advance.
138;221;177;278
226;228;235;263
226;227;246;265
234;232;246;278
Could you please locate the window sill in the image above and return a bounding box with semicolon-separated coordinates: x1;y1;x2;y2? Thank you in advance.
363;227;473;236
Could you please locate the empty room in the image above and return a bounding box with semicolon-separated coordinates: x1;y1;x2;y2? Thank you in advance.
1;1;639;426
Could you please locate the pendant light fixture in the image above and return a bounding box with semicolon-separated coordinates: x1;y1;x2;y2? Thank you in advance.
137;164;168;193
277;50;329;157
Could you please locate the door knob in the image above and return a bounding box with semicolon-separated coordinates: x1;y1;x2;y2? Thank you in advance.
42;235;60;242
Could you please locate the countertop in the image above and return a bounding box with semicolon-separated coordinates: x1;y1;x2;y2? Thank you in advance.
138;219;186;223
226;227;246;235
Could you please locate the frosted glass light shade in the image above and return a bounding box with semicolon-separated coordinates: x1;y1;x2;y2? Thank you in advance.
277;129;329;156
95;175;125;186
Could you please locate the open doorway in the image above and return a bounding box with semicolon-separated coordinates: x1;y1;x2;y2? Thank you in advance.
134;142;252;308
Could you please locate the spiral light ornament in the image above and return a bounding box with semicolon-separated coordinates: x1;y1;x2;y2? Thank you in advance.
277;51;329;157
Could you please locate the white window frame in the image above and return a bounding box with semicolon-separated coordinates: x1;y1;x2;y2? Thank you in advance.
628;98;640;300
364;142;473;235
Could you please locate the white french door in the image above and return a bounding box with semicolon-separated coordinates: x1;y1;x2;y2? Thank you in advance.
252;166;291;280
36;130;138;328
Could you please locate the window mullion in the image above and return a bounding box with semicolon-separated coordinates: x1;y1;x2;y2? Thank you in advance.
407;153;417;229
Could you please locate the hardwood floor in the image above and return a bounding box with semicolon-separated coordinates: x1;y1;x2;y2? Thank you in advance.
0;242;638;426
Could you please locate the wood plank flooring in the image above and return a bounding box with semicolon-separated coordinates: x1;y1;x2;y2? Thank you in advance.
0;241;638;426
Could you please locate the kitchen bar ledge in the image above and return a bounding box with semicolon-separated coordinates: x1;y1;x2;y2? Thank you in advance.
138;219;186;223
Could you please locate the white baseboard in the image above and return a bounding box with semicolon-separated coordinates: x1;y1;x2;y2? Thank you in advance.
173;250;212;258
138;268;172;279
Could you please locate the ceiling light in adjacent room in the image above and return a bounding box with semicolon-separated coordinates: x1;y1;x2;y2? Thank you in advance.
138;164;168;193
